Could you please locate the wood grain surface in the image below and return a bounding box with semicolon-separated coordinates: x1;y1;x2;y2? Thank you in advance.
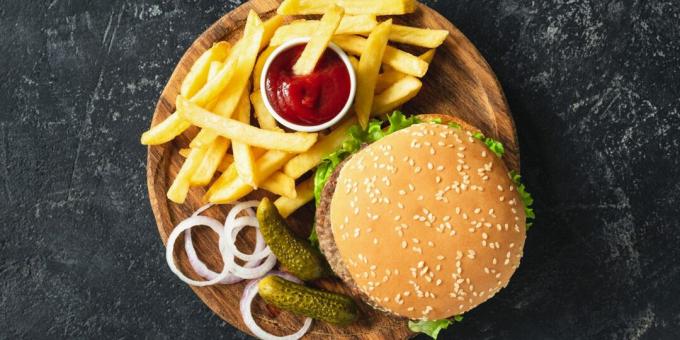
146;1;518;338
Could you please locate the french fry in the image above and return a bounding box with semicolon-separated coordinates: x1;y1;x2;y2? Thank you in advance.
340;0;416;15
251;91;282;131
371;75;422;116
293;5;344;76
269;15;377;46
254;46;276;90
186;49;239;108
274;178;314;218
277;0;331;15
142;43;231;146
177;97;318;153
278;0;415;15
355;20;392;128
386;24;449;48
283;117;356;178
141;113;192;145
338;15;378;35
204;15;264;127
207;61;223;81
231;93;258;187
418;48;437;64
189;11;263;108
376;49;435;93
207;150;295;203
261;172;297;199
333;35;429;77
192;13;265;148
167;146;208;204
261;15;284;50
189;88;246;149
185;146;293;197
190;137;231;186
180;42;230;99
375;71;405;94
184;143;287;197
140;14;280;146
180;148;235;173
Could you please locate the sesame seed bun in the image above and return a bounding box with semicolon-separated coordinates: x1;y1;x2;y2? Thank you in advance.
325;114;526;320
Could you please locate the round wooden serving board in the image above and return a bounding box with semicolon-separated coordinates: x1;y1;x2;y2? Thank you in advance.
147;1;519;339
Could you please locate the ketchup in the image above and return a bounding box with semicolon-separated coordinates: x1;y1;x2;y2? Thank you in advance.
264;44;351;126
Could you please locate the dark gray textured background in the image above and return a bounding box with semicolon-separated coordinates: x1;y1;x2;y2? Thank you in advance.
1;0;679;339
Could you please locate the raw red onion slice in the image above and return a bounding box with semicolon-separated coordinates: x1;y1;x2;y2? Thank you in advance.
240;271;312;340
184;222;266;284
223;216;273;262
192;203;215;217
166;215;236;287
226;201;260;224
223;247;278;279
167;200;277;286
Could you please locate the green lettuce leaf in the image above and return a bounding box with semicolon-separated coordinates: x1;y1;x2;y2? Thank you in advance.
448;121;461;129
308;227;319;247
472;131;505;158
509;170;535;229
408;316;463;339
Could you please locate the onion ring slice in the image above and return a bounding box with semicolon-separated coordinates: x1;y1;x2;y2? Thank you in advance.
240;271;312;340
166;215;234;286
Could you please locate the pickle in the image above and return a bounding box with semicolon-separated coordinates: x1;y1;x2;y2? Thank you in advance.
258;275;359;326
257;198;331;280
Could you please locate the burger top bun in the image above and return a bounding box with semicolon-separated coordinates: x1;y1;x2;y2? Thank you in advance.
329;115;526;320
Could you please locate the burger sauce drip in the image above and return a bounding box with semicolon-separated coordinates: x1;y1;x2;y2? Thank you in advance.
264;45;351;126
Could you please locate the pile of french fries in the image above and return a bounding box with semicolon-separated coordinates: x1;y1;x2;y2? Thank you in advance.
141;0;448;218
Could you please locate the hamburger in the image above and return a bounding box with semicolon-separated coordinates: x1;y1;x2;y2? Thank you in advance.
312;112;534;336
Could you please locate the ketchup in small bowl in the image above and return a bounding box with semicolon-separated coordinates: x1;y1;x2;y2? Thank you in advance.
261;38;356;132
